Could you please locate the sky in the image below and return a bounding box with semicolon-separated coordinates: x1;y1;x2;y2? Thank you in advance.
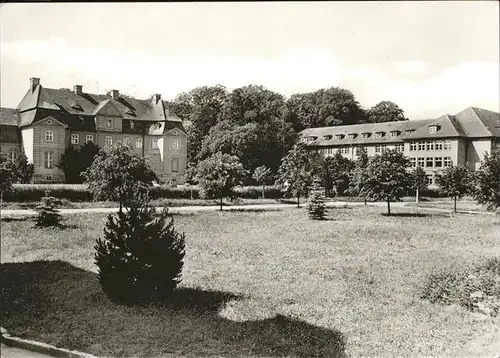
1;2;499;119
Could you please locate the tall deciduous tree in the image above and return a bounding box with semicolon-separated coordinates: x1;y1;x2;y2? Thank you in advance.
195;152;247;211
276;143;319;208
366;101;408;123
253;165;273;198
58;142;100;184
82;145;158;213
474;148;500;210
169;85;228;167
363;150;411;215
285;87;366;131
321;152;355;196
436;164;474;214
411;166;428;203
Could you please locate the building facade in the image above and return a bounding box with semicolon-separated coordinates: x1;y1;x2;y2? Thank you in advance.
0;78;187;184
300;107;500;186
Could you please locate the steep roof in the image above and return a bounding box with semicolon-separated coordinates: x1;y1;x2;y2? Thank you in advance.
0;107;20;126
471;107;500;137
404;114;465;139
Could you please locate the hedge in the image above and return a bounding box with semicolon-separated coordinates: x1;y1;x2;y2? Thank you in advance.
4;184;285;202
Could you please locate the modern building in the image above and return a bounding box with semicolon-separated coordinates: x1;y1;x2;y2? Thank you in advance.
0;78;187;184
300;107;500;186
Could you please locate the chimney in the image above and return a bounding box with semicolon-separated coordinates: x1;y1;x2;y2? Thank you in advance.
152;93;161;104
30;77;40;92
109;89;120;99
74;85;83;95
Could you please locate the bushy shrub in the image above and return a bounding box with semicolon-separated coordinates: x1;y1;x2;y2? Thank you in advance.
94;203;186;304
5;184;92;202
420;257;500;316
34;194;63;228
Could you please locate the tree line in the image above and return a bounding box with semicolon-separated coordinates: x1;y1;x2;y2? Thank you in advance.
167;85;408;183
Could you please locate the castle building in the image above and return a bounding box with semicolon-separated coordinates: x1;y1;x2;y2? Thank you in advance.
300;107;500;186
0;78;187;184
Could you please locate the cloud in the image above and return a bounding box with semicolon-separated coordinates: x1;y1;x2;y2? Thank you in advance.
394;60;428;75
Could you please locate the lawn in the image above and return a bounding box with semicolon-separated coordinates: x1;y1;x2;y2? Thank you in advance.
1;206;499;357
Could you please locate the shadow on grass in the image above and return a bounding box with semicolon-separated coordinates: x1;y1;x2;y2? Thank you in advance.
226;208;281;213
1;260;346;358
1;216;34;222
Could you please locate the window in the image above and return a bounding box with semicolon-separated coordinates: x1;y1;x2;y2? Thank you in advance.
417;157;425;167
106;119;112;128
348;134;356;140
375;145;387;153
45;130;54;142
327;148;334;155
172;139;179;150
339;147;349;154
71;134;79;145
136;138;143;148
44;152;54;169
435;141;443;151
171;158;179;173
361;133;370;139
375;132;385;138
444;140;451;150
85;135;93;143
46;119;52;125
426;157;433;167
429;125;440;133
45;175;52;181
323;135;332;140
405;129;415;135
426;175;433;185
336;134;344;140
410;158;416;167
105;136;112;147
355;146;365;155
152;139;158;149
152;163;157;172
435;157;443;168
9;149;17;161
444;157;452;167
410;142;417;151
390;131;400;138
418;141;425;151
123;137;130;146
395;144;404;152
426;141;434;151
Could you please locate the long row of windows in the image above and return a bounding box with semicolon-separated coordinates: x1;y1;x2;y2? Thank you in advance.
409;140;451;152
69;133;179;150
319;144;404;155
410;157;452;168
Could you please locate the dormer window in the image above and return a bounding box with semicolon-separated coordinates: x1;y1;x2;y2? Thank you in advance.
71;103;83;111
429;125;440;133
348;133;357;140
405;129;415;135
375;132;385;138
323;135;332;140
126;109;135;116
390;131;400;138
335;134;344;140
361;132;371;139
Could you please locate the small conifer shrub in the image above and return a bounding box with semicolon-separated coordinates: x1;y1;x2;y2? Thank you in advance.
308;178;327;220
34;192;62;228
94;200;186;304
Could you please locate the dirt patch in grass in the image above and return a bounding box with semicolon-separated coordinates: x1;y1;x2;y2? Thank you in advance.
0;260;346;358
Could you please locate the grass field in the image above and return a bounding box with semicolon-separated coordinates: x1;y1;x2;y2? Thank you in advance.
1;206;499;357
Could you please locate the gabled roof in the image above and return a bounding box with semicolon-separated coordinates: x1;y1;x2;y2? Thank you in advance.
472;107;500;137
0;107;20;126
404;114;465;139
453;107;500;137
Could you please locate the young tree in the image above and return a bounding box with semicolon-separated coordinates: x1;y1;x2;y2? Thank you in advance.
95;196;186;304
252;165;273;198
82;145;158;213
276;143;319;208
363;150;411;215
308;177;327;220
34;193;62;228
474;149;500;211
437;164;474;214
411;166;428;203
195;152;247;211
348;147;369;204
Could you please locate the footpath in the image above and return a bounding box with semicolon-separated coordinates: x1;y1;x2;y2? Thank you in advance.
0;201;494;217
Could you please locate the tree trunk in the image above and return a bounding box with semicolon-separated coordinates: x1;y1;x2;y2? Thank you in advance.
416;188;420;204
297;194;300;208
453;195;457;214
220;196;223;211
364;197;367;205
119;201;123;214
190;187;193;200
262;184;265;199
0;193;3;210
387;196;391;215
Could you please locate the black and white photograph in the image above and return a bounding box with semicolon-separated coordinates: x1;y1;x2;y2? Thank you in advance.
1;2;499;357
